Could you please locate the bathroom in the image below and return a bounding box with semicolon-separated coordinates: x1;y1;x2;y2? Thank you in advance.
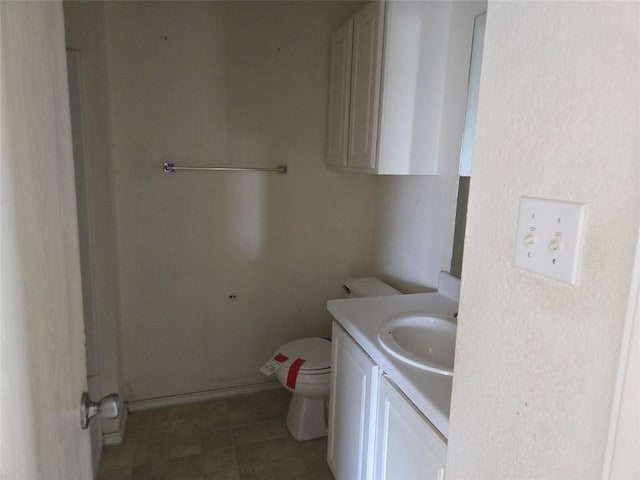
1;1;638;479
65;1;471;476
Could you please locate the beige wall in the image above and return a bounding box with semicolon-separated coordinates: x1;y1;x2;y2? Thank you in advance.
103;1;375;401
64;2;125;437
448;2;640;477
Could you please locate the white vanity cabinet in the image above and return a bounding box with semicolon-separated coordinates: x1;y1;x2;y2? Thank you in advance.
328;322;379;480
374;375;448;480
328;322;448;480
325;1;487;175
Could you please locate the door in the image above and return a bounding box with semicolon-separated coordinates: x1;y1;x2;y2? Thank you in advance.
327;323;379;480
67;48;104;476
0;2;93;479
347;1;384;171
325;20;353;168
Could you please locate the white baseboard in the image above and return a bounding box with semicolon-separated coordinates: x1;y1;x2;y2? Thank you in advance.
127;381;280;412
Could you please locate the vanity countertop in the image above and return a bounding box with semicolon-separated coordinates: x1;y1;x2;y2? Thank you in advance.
327;292;458;438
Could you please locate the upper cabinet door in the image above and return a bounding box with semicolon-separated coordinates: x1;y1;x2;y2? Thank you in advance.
347;1;384;171
326;20;353;168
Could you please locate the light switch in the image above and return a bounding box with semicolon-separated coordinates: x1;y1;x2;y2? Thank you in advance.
514;197;586;284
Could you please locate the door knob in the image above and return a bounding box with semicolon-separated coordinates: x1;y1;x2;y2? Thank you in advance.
81;392;120;430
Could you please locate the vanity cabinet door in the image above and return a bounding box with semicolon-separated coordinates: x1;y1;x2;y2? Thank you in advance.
374;375;447;480
328;322;379;480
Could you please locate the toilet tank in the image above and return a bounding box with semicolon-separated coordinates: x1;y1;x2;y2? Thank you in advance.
343;277;402;298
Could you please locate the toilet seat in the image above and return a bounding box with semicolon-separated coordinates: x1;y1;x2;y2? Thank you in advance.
273;337;331;374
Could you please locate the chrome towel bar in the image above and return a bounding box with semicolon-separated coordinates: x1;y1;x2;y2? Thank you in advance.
163;162;287;174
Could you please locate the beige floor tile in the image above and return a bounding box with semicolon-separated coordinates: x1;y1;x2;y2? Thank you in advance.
134;439;169;466
237;463;275;480
227;396;253;412
229;408;257;428
170;429;203;459
170;403;206;421
201;426;233;451
261;418;289;440
232;424;264;446
171;418;201;436
119;428;139;448
203;447;236;474
200;398;228;414
203;469;239;480
136;425;169;443
100;392;331;480
249;390;283;409
201;410;230;429
266;436;305;462
300;437;328;462
272;457;308;480
168;453;203;480
127;412;141;429
227;397;258;427
305;459;333;477
97;467;132;480
138;408;170;430
235;442;269;465
296;470;335;480
131;462;168;480
101;445;136;471
255;402;288;421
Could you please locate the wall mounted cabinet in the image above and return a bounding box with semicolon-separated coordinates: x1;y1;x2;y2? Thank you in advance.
326;2;383;170
326;1;486;175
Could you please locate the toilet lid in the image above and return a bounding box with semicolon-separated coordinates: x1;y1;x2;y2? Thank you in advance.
274;337;331;372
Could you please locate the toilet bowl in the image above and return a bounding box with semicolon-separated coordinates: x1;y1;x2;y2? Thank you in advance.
267;277;401;441
272;337;332;441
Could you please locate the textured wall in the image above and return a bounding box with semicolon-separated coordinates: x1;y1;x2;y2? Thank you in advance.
448;2;640;478
105;1;375;401
373;175;458;292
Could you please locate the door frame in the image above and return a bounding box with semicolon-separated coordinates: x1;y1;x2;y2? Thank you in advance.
602;225;640;478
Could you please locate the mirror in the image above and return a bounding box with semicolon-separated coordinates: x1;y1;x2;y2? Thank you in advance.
451;12;486;276
459;12;486;177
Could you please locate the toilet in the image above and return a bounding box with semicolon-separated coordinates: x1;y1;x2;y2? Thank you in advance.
267;277;401;441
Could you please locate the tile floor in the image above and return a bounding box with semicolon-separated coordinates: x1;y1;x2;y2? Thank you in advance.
97;389;334;480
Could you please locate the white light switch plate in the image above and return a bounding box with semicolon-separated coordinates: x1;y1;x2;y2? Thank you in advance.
514;197;586;284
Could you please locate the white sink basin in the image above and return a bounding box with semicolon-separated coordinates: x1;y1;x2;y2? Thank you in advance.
377;314;456;376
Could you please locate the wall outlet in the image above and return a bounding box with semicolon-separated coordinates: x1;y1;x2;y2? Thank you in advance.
514;197;586;285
